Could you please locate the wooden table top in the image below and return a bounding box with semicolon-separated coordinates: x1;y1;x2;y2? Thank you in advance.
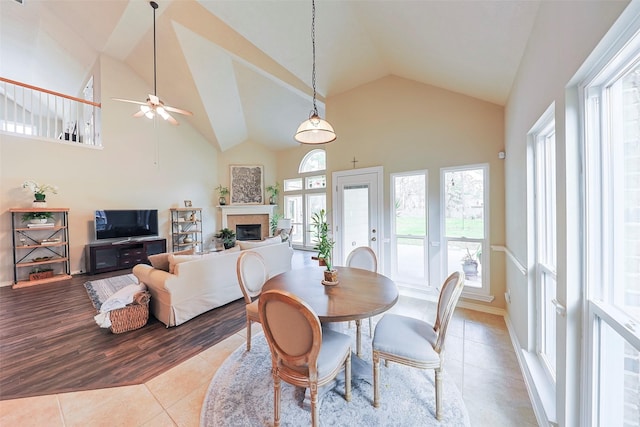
262;266;399;323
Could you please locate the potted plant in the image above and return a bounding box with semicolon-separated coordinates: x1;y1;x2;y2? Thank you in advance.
270;213;283;236
215;227;236;249
21;211;54;224
266;183;280;205
216;185;229;206
22;180;58;206
461;247;480;277
311;209;337;282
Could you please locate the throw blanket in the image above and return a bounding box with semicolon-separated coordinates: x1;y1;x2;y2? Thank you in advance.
94;283;147;328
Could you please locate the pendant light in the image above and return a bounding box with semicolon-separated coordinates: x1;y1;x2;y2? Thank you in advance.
294;0;336;144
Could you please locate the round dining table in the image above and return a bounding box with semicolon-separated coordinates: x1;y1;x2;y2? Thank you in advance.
262;265;399;357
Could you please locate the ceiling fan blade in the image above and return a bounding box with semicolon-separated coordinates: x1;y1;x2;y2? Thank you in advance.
112;97;146;106
133;110;145;118
165;113;179;126
164;105;193;116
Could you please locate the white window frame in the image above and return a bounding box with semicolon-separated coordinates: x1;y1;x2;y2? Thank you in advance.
283;149;327;250
579;17;640;426
529;104;558;384
390;170;429;289
440;163;492;300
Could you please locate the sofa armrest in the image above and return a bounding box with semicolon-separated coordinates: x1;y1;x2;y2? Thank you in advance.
132;264;174;292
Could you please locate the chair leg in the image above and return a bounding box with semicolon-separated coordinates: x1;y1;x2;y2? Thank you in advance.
435;367;442;420
372;351;380;408
310;382;319;427
246;318;252;352
273;373;281;427
356;319;362;358
344;351;352;402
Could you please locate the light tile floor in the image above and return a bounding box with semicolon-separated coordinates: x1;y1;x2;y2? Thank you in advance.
0;298;537;426
0;251;538;426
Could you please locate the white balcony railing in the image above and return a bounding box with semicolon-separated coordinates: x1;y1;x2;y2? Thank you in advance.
0;77;101;146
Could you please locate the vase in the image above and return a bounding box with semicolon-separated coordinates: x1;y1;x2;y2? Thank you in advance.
269;195;277;205
219;197;227;206
34;193;46;201
33;193;47;208
323;269;338;283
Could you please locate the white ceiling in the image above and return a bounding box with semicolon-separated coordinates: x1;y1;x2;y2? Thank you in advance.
0;0;542;151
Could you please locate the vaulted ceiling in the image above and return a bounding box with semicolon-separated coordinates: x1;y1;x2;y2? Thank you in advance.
0;0;542;151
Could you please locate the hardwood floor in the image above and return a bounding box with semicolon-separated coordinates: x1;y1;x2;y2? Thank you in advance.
0;269;245;401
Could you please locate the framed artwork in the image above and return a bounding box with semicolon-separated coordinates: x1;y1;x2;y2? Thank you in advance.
184;200;192;208
230;165;264;205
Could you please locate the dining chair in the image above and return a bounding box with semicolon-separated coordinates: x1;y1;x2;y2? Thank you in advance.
259;289;352;427
372;271;465;420
236;251;269;351
345;246;378;357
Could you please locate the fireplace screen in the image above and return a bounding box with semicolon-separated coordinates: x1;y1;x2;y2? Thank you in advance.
236;224;261;241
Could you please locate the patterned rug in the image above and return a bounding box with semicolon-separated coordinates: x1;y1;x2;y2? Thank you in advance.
201;328;470;426
83;274;138;310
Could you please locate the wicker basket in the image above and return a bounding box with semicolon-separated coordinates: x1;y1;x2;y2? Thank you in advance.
108;291;151;334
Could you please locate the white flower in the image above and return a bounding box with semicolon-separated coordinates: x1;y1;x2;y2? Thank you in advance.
22;180;58;195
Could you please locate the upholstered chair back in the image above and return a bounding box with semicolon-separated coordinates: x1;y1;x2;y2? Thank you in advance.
433;271;465;353
345;246;377;272
236;251;268;304
259;290;322;373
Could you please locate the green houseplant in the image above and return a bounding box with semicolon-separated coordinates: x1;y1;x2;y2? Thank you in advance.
266;183;280;205
311;209;337;281
215;227;236;249
21;211;54;223
216;185;229;206
270;213;283;236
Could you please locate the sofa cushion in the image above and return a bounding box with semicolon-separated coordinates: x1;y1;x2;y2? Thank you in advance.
238;236;281;250
168;253;202;274
149;248;195;272
225;245;240;253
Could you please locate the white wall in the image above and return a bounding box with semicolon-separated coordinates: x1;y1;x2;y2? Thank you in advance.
504;1;630;425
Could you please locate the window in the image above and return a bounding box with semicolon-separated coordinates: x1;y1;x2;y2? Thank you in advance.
530;105;557;382
391;171;428;288
283;149;326;248
441;164;491;299
583;27;640;426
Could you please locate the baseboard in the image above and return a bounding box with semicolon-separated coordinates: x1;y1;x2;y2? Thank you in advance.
504;314;556;427
456;299;505;316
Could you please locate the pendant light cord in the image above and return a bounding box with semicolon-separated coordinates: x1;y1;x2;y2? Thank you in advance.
311;0;318;117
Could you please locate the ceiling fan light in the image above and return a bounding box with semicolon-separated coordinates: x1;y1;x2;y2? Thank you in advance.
140;105;151;114
294;114;337;144
156;106;170;120
144;110;155;119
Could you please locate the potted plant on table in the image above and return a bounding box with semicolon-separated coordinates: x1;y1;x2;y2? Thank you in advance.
266;183;280;205
22;180;58;207
21;211;54;224
216;185;229;206
311;209;337;283
215;228;236;249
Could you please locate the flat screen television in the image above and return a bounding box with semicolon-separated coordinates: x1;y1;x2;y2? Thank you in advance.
95;209;159;242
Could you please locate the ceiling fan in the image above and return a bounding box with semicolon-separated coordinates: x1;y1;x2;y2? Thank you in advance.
113;1;192;126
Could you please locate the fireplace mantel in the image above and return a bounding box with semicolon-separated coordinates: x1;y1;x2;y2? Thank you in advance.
219;205;277;237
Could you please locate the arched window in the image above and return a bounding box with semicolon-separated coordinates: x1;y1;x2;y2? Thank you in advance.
283;149;326;248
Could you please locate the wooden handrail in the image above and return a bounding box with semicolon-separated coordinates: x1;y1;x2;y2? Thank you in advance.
0;77;101;108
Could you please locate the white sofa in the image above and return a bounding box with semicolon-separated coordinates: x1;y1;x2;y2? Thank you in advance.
132;242;293;327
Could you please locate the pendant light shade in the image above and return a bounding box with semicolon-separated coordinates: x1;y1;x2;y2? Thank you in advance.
295;113;336;144
295;0;336;145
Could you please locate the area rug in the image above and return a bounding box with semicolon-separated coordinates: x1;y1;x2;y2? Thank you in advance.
83;273;138;310
201;329;470;426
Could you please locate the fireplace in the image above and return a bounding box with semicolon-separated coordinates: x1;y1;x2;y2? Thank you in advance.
220;205;277;240
236;224;262;241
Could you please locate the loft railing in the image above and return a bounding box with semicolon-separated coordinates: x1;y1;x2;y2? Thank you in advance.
0;77;102;146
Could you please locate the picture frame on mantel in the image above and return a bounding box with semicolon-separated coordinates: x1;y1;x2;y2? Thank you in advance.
230;165;264;205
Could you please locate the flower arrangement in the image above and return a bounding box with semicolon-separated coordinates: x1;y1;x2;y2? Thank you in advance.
22;180;58;199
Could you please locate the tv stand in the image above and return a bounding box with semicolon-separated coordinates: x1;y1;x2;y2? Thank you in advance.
86;238;166;275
